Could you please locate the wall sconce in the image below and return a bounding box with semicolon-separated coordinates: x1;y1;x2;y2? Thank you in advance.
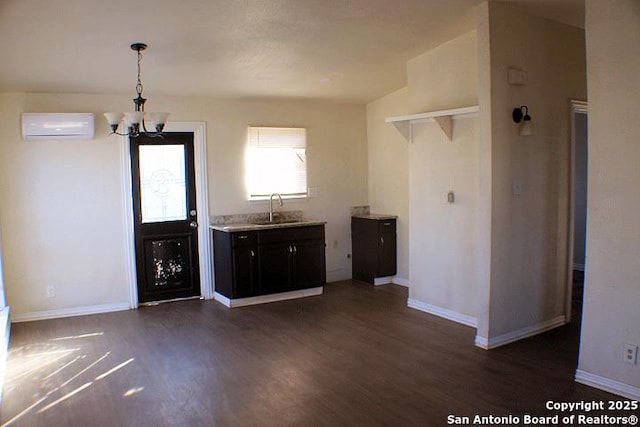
512;105;533;136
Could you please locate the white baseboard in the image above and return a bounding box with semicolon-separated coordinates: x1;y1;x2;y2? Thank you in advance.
374;276;393;285
474;315;566;350
11;302;131;323
326;268;351;283
407;298;477;328
575;369;640;400
214;287;324;308
391;277;410;287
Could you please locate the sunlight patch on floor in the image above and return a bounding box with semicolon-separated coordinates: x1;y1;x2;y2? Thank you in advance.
49;332;105;341
1;331;139;427
123;386;144;397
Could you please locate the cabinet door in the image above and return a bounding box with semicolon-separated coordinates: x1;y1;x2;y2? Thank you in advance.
291;240;326;289
378;230;397;277
351;218;377;282
259;242;292;294
233;246;259;298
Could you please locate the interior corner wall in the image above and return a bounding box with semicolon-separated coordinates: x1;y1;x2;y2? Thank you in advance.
407;30;478;113
366;87;410;283
478;2;587;346
404;30;480;323
0;93;368;319
577;0;640;398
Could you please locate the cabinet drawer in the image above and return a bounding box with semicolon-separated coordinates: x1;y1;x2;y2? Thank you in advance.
259;225;325;244
232;231;258;247
378;219;396;234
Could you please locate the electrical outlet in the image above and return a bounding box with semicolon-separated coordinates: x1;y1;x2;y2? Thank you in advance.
624;344;638;365
46;285;55;298
513;179;523;195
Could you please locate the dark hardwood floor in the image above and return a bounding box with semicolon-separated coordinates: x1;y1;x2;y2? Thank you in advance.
1;280;617;426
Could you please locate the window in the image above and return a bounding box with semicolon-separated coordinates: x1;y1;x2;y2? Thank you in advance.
246;126;307;199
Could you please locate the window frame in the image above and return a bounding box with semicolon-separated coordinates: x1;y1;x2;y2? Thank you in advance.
246;126;308;201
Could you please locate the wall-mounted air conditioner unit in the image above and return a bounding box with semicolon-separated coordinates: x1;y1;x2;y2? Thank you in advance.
21;113;95;141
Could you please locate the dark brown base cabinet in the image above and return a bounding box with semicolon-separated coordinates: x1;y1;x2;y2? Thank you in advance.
351;216;397;284
213;225;326;299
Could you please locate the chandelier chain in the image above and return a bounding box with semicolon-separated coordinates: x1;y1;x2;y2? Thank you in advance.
136;49;144;99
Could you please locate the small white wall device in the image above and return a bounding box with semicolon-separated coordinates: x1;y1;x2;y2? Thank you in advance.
21;113;95;141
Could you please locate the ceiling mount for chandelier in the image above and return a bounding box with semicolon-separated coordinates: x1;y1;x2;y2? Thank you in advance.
104;43;169;138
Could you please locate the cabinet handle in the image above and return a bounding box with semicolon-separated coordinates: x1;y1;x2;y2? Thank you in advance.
383;222;391;226
380;236;384;246
293;245;297;255
250;250;255;257
288;245;293;254
238;235;248;240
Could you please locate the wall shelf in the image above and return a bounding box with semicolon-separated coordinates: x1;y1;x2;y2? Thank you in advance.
385;105;479;143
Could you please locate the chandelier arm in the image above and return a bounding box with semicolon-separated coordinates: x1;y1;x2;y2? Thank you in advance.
106;42;167;138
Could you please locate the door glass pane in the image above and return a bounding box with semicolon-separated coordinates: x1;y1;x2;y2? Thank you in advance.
139;145;187;223
149;238;189;288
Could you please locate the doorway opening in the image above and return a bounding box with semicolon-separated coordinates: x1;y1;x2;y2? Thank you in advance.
566;101;588;325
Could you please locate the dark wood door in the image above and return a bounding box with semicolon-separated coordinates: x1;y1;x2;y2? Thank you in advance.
130;132;201;303
378;221;397;277
259;243;292;294
233;246;259;298
291;240;326;289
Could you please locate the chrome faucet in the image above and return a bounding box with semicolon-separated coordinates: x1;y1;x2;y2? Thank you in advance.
269;193;283;222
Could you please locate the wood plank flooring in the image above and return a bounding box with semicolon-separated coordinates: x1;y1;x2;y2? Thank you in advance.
0;281;618;426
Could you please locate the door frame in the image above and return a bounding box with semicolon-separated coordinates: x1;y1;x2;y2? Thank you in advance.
120;122;212;308
565;100;588;321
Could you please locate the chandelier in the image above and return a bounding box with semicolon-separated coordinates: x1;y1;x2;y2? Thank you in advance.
104;43;169;137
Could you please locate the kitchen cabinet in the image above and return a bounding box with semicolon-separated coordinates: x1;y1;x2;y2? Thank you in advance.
258;225;326;294
351;215;397;284
212;224;325;299
212;230;259;298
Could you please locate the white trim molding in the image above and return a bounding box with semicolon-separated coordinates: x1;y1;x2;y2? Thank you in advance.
11;302;130;323
121;122;212;307
374;276;393;285
475;315;566;350
326;268;350;283
214;287;323;308
407;298;477;328
575;369;640;400
392;276;410;287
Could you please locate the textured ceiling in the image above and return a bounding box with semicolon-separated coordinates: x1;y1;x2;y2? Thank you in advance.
0;0;584;103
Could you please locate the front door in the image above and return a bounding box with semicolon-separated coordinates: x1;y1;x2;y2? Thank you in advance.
130;132;201;304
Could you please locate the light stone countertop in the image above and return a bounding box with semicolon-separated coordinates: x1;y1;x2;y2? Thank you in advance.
210;211;325;232
351;213;398;220
210;219;326;232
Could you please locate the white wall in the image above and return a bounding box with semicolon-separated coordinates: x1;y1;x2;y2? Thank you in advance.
408;117;480;322
407;31;481;322
407;31;478;113
366;87;410;283
0;93;368;318
476;2;587;346
366;31;481;321
577;0;640;398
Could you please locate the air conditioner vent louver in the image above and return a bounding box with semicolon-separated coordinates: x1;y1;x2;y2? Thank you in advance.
21;113;95;141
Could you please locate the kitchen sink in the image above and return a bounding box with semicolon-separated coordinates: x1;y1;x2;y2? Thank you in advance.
250;219;306;226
